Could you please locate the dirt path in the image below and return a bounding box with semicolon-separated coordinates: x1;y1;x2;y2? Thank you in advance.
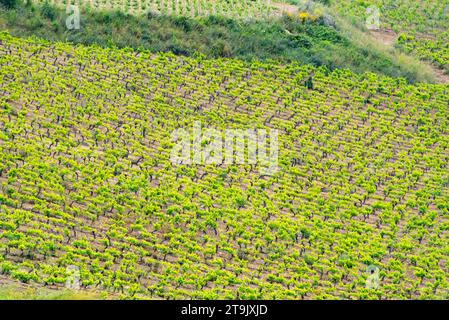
369;29;397;47
272;2;298;15
430;65;449;84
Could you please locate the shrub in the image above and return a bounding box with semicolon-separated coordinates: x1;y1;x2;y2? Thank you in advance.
40;1;57;20
210;40;232;57
0;0;18;9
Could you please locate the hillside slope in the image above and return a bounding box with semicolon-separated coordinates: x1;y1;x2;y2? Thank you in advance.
328;0;449;74
1;33;449;299
0;2;437;83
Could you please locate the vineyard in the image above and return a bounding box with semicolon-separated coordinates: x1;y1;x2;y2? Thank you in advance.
397;33;449;72
1;31;449;299
332;0;449;33
33;0;278;18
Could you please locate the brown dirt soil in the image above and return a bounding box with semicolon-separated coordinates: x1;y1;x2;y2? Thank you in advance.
429;64;449;84
272;2;298;15
369;29;398;47
0;275;113;299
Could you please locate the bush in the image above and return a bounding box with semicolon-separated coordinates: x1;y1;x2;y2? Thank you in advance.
94;11;113;24
0;0;18;9
40;1;56;20
26;15;44;29
210;40;232;57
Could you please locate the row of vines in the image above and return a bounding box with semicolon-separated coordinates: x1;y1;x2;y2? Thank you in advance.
0;32;449;299
33;0;277;19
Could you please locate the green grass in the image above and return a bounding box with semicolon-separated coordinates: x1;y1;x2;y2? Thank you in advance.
0;2;435;83
0;285;105;300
